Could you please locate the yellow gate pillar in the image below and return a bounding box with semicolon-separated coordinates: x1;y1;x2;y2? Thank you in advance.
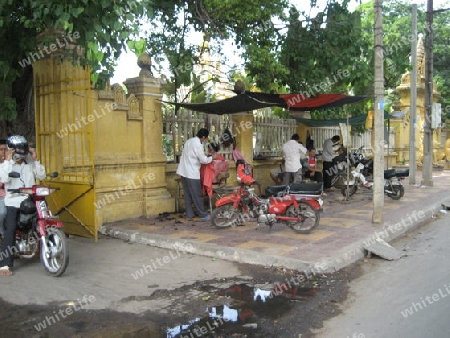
297;123;310;146
394;35;441;166
231;112;254;166
123;54;174;216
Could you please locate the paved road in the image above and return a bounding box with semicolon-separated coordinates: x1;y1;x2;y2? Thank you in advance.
314;212;450;338
0;234;244;313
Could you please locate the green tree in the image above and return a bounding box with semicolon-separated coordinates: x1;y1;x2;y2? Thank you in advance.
141;0;289;104
433;7;450;120
243;0;450;124
0;0;149;124
357;1;450;119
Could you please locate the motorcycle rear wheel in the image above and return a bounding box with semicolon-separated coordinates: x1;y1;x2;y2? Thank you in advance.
286;202;320;234
40;228;69;277
388;185;404;200
212;205;244;228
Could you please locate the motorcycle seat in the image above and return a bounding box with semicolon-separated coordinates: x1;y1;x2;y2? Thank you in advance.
384;168;409;179
394;169;409;177
383;169;396;179
264;183;323;197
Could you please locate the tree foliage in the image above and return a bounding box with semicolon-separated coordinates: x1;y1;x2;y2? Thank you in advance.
1;0;450;128
141;0;289;103
0;0;149;121
357;1;450;120
242;0;450;122
433;7;450;120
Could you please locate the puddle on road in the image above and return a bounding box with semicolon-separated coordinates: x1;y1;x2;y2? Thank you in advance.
166;283;318;338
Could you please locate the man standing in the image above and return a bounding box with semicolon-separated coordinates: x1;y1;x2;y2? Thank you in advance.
322;135;341;190
282;134;307;185
0;135;46;276
176;128;217;221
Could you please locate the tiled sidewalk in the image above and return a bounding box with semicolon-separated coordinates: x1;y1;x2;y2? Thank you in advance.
100;170;450;272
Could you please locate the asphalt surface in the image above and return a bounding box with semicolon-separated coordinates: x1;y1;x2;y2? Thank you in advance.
100;169;450;273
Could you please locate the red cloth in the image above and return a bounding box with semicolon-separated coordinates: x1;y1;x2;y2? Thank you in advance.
200;163;215;197
200;159;229;197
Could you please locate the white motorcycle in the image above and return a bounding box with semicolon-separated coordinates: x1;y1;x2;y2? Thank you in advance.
339;151;407;200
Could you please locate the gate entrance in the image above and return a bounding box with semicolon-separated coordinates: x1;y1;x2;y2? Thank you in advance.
34;62;98;240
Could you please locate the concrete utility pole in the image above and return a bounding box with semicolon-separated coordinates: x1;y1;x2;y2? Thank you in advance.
422;0;434;186
409;5;417;185
372;0;384;224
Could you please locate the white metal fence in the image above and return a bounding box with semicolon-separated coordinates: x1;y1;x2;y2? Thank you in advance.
253;108;297;158
162;108;297;161
311;126;373;153
161;108;390;162
162;108;234;161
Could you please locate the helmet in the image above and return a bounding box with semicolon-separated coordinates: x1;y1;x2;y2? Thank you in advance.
7;135;29;160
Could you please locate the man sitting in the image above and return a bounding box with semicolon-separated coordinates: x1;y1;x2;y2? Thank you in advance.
303;148;323;183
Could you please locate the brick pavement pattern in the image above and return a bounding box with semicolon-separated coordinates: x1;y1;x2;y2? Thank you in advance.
100;171;450;272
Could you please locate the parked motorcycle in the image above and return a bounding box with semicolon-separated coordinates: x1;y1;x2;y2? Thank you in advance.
330;146;372;197
211;182;322;234
7;172;69;277
334;147;408;200
338;160;374;197
381;168;408;200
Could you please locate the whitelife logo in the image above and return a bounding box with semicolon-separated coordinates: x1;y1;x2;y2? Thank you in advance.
18;31;81;68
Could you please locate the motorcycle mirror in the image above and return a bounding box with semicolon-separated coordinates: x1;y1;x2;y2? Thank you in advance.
8;171;20;178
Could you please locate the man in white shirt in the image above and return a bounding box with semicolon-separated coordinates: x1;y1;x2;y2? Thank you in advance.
322;135;341;189
282;134;307;185
176;128;217;221
0;136;46;275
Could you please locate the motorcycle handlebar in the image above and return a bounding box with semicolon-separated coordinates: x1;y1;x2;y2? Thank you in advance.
7;186;60;194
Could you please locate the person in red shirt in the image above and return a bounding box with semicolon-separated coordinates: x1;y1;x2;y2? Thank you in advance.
304;148;323;183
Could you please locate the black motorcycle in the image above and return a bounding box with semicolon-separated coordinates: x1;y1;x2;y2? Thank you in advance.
331;146;408;200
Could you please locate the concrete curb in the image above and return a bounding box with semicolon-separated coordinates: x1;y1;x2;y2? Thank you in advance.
316;197;450;273
99;225;314;271
99;191;450;273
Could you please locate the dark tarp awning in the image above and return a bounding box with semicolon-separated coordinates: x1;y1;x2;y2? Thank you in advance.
162;94;278;115
163;92;367;115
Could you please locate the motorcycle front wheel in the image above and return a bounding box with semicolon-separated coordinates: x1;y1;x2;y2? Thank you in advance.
388;185;404;200
211;205;244;228
341;184;357;197
286;202;320;234
40;228;69;277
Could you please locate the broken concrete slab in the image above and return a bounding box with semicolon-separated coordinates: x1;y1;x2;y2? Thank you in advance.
363;238;407;261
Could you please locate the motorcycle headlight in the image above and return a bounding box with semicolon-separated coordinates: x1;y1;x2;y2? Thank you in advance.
35;187;52;196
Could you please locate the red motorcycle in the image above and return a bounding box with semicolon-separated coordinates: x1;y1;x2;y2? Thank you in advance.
7;172;69;277
211;161;322;233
